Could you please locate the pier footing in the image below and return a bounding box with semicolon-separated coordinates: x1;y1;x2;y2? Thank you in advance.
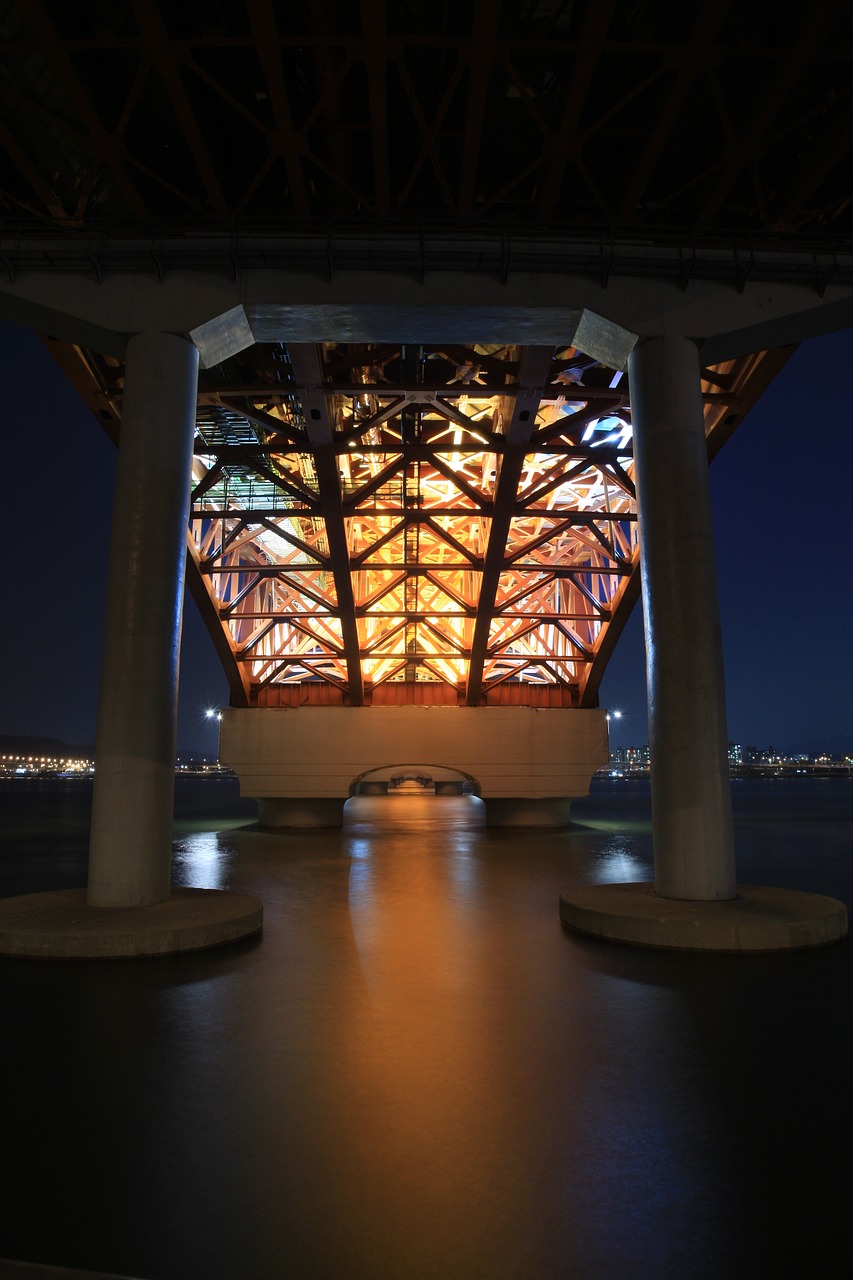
560;882;848;951
0;887;263;958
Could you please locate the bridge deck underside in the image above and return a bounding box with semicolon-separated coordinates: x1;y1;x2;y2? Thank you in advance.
0;2;850;240
54;336;789;709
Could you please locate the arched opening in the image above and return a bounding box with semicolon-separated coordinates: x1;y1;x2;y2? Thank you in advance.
344;763;485;827
348;763;481;797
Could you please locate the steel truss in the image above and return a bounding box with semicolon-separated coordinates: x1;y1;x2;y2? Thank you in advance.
175;339;783;707
0;2;849;239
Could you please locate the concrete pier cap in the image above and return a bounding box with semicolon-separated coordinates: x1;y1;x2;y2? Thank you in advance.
220;704;610;829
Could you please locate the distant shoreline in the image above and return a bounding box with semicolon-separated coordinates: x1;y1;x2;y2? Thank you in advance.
3;766;851;785
0;765;236;781
598;764;853;779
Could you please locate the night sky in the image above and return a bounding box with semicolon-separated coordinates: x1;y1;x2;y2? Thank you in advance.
0;319;849;756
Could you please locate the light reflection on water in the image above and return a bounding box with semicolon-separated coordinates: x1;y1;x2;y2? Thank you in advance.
3;777;852;1279
173;830;230;889
594;845;646;882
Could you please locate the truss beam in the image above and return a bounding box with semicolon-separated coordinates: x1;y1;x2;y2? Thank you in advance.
465;346;557;706
287;344;365;704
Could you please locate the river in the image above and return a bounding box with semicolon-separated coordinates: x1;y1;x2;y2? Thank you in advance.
1;775;851;1279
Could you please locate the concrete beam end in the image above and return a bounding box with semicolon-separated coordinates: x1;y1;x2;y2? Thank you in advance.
574;308;638;371
190;303;256;368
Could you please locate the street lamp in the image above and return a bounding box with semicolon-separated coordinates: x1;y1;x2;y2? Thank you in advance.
205;708;223;765
605;710;622;766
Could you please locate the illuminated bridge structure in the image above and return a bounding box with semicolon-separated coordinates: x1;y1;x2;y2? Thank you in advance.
60;335;782;713
0;0;850;953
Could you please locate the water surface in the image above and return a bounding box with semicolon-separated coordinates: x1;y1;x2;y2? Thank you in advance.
1;777;851;1278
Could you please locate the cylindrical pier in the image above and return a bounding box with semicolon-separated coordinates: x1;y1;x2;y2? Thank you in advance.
87;332;199;907
628;335;735;901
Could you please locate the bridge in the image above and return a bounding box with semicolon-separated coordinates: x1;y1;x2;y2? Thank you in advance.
0;0;850;955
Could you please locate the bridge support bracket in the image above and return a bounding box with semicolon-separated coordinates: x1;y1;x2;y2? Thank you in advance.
559;882;848;952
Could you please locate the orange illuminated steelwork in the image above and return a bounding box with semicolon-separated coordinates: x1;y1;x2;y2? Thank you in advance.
173;340;782;709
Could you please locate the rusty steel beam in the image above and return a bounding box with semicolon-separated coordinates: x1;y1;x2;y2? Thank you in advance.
19;0;149;216
245;0;311;216
202;382;617;400
50;327;780;707
465;346;556;705
394;53;462;211
457;0;501;217
287;344;365;704
0;118;67;218
619;0;731;223
697;0;846;226
130;0;227;213
217;398;307;449
361;0;391;215
771;100;853;230
186;542;250;706
537;0;616;222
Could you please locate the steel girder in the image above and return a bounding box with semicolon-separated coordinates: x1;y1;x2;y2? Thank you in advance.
0;2;850;240
170;339;785;707
44;333;791;708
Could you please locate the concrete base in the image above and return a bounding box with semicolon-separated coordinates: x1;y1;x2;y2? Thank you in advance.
487;798;573;827
257;797;344;828
560;882;848;952
0;887;263;959
0;1258;140;1278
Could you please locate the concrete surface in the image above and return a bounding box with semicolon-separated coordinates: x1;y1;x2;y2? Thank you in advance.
87;332;198;907
560;882;848;951
0;1261;143;1278
0;887;262;958
221;705;609;804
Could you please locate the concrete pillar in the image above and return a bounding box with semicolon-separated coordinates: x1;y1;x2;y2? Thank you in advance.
628;336;736;900
87;333;199;907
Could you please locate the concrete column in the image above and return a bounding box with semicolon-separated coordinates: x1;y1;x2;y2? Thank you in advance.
87;333;199;907
628;336;736;900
